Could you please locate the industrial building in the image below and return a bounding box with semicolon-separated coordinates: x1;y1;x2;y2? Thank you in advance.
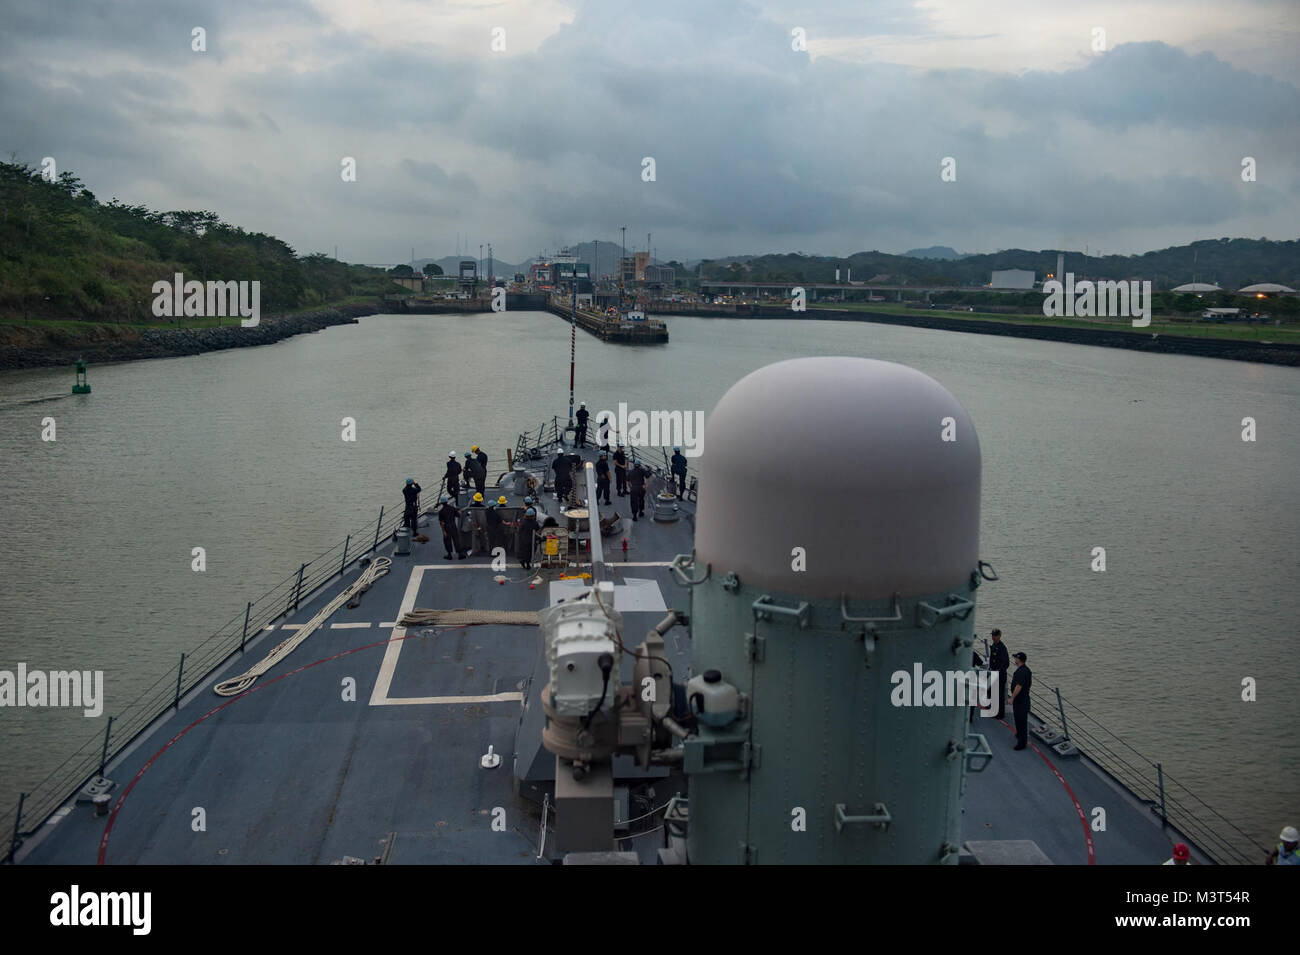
989;269;1036;289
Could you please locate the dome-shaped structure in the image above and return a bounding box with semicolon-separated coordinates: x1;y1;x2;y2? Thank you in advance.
695;357;980;599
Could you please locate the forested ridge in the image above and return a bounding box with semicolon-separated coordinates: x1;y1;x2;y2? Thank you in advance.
0;161;388;322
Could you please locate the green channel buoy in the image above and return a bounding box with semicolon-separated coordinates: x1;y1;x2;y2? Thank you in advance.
72;358;91;394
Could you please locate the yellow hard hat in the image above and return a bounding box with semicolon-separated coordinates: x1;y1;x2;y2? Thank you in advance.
473;492;483;502
497;496;507;505
472;445;479;451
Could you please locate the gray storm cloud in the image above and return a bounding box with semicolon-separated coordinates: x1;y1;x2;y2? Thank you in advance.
1;0;1295;261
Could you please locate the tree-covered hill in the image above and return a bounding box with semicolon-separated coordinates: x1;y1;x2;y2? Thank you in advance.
0;162;390;322
700;239;1300;290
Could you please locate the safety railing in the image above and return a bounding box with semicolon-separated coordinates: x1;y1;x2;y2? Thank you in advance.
618;438;699;504
979;647;1271;866
2;493;419;862
514;417;566;466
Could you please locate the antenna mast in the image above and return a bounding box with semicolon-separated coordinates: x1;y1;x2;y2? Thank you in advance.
569;244;577;430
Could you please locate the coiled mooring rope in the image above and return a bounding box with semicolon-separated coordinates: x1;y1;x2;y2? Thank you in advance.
214;557;392;696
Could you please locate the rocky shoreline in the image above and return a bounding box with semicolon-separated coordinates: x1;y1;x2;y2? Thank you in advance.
6;300;1296;370
0;302;380;371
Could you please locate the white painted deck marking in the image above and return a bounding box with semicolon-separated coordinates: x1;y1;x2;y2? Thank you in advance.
369;566;425;705
615;578;669;611
377;692;523;705
330;622;372;629
369;566;524;707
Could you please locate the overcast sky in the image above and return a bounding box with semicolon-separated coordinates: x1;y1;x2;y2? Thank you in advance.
3;0;1297;265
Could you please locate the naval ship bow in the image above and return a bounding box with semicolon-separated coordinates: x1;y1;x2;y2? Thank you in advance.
6;357;1267;866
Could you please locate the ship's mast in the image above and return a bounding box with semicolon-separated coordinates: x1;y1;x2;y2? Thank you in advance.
569;246;577;430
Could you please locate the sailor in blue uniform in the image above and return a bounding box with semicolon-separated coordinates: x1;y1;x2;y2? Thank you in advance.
444;452;462;503
988;629;1010;720
1009;652;1031;749
401;478;422;534
627;459;648;520
465;450;486;497
515;507;539;570
575;402;590;447
595;452;611;504
670;447;688;498
437;494;467;560
553;451;572;502
486;497;506;552
613;446;628;496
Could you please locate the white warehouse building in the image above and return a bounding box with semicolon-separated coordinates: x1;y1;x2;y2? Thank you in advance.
990;269;1036;289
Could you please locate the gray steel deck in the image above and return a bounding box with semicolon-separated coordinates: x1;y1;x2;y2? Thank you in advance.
962;711;1200;864
17;442;1195;865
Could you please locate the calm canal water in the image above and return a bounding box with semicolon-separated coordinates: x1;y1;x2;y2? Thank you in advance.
1;311;1297;856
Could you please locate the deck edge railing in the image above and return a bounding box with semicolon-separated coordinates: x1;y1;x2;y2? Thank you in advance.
2;493;414;860
1014;662;1271;866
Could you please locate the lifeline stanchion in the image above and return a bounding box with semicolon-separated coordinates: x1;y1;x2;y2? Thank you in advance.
292;563;306;611
214;557;392;697
1054;686;1070;741
99;716;113;776
7;792;25;864
1156;762;1167;827
174;653;186;709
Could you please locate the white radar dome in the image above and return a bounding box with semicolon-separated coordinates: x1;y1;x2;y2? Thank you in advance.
695;357;980;599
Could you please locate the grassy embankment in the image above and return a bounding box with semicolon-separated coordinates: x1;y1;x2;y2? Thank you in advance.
808;301;1300;344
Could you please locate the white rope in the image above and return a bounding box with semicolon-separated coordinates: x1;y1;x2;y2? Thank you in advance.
214;557;392;696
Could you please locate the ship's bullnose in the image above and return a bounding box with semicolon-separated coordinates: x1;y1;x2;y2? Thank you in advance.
695;356;981;599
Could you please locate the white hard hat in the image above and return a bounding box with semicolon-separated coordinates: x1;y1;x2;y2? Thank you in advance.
448;452;456;458
1281;826;1300;843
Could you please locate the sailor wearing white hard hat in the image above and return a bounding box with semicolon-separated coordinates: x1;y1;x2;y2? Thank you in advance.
444;452;463;502
1268;826;1300;865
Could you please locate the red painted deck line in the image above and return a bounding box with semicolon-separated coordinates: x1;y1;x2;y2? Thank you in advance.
998;719;1097;865
97;631;431;865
